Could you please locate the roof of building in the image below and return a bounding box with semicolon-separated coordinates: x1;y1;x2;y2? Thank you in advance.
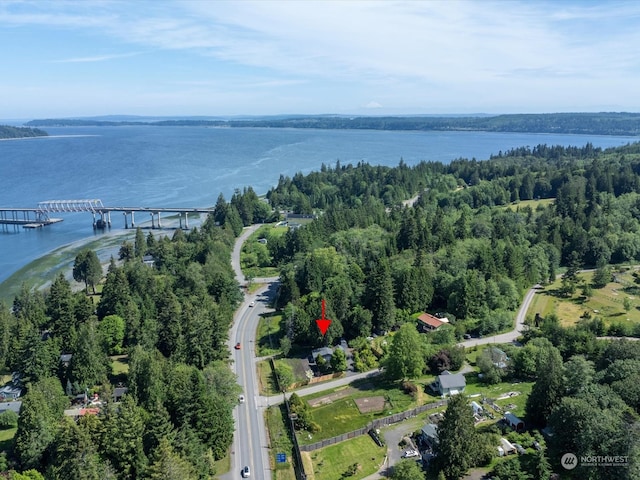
113;387;129;398
500;438;516;451
0;401;22;413
421;423;438;439
417;313;445;329
312;347;334;358
438;371;467;390
0;385;23;397
504;411;524;425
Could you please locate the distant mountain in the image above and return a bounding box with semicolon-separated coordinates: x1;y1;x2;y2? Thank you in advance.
25;112;640;136
0;125;48;139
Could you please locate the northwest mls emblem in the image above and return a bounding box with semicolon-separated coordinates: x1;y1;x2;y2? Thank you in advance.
561;453;578;470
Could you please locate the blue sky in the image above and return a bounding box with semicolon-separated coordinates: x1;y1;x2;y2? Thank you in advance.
1;0;640;119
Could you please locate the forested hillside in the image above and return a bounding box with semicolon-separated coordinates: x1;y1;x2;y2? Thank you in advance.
0;223;242;478
235;142;640;345
25;112;640;136
2;140;640;478
0;125;47;139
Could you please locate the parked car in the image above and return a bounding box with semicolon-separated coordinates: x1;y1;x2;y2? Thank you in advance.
235;342;241;350
532;441;542;451
241;465;250;477
239;395;245;403
249;301;255;307
402;449;419;458
513;443;526;455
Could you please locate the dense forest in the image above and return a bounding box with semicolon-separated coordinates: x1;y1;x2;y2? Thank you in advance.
223;142;640;347
25;112;640;136
0;126;47;139
0;224;242;478
3;140;640;478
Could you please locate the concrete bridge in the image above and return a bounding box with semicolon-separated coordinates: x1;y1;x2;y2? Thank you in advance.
0;199;215;230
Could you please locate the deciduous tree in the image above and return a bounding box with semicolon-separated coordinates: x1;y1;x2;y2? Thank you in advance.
385;323;424;380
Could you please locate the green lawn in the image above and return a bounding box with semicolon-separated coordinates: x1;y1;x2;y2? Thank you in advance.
527;267;640;327
265;405;296;480
503;198;555;212
0;427;16;454
303;435;385;480
298;378;417;446
257;360;279;396
256;314;286;357
109;355;129;385
213;449;231;479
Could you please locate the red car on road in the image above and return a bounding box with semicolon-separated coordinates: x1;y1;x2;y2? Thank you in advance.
234;342;241;350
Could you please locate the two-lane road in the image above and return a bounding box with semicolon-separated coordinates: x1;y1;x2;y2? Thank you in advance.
223;224;275;480
228;287;274;480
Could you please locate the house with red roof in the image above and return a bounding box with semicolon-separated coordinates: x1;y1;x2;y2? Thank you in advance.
417;313;448;332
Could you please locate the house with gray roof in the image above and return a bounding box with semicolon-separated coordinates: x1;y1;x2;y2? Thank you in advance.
0;384;22;400
0;401;21;414
488;347;509;369
432;370;466;397
311;347;334;364
420;423;439;448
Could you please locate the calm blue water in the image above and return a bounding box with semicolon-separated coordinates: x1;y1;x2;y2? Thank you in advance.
0;125;636;284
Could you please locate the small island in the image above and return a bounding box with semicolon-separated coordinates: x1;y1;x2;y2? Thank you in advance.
0;125;48;139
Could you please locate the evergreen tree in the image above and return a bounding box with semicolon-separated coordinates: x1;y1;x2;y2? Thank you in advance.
49;418;112;480
435;394;479;480
73;249;102;294
97;267;130;319
46;274;77;351
98;395;147;479
525;345;564;427
134;227;146;258
364;257;395;333
14;378;68;470
146;437;197;480
69;321;108;390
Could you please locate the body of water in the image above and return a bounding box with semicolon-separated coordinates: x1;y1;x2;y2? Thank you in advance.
0;125;636;285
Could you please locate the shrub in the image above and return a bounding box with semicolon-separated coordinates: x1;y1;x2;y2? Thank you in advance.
0;410;18;429
402;381;420;399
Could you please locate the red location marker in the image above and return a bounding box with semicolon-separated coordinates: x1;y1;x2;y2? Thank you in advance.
315;299;332;335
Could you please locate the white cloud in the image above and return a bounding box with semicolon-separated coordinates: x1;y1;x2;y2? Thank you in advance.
51;52;142;63
364;101;382;109
2;0;640;115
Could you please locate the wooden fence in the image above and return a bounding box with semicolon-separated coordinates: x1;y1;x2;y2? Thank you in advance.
298;399;448;452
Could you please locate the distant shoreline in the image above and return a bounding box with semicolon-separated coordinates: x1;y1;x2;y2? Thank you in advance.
0;214;205;303
0;134;98;141
23;112;640;136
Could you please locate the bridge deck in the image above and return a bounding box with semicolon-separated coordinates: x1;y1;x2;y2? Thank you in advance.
0;200;215;230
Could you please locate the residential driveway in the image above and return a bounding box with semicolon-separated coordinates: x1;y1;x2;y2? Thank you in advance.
361;416;426;479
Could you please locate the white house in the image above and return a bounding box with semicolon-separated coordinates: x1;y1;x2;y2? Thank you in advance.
432;370;466;397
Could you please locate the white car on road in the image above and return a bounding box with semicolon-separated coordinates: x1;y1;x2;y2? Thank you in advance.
402;449;419;458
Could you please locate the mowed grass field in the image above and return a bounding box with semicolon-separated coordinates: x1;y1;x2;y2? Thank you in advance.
503;197;555;212
302;435;385;480
297;379;416;446
527;268;640;327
